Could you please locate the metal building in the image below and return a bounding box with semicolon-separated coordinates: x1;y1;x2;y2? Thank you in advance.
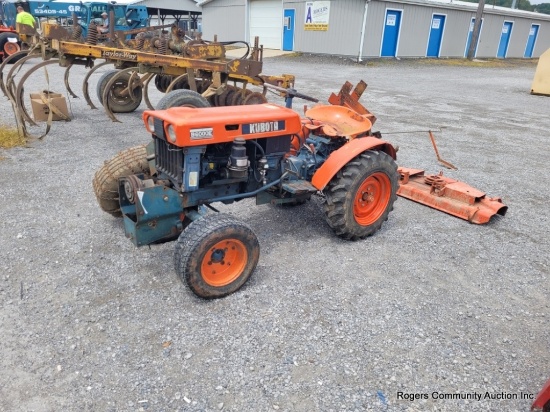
198;0;550;59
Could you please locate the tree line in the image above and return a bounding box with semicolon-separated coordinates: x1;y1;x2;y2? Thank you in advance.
461;0;550;14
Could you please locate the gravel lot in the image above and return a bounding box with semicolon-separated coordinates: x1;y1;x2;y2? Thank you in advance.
0;55;548;412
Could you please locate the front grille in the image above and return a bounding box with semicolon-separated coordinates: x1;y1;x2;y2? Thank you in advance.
153;118;165;140
154;137;183;186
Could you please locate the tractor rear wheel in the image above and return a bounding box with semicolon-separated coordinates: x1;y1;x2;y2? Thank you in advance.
323;150;398;240
96;69;143;113
92;145;150;217
156;89;210;110
174;213;260;299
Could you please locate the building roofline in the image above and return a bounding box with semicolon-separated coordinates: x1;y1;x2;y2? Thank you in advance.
384;0;550;21
199;0;550;21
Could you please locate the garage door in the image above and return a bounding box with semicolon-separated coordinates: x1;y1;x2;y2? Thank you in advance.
249;0;282;49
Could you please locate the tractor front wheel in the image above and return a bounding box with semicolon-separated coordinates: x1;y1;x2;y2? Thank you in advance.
323;150;398;240
92;145;150;217
174;213;260;299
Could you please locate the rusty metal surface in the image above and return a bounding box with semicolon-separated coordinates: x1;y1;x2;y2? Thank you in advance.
328;80;377;125
1;22;295;135
42;23;71;41
184;43;225;60
397;167;507;224
259;74;295;89
428;130;457;170
57;42;262;76
304;105;372;137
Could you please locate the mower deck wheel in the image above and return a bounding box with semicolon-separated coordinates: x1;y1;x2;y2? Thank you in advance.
323;150;398;240
92;145;150;217
174;213;260;299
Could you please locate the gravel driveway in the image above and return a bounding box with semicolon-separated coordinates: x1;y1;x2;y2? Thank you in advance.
0;55;548;412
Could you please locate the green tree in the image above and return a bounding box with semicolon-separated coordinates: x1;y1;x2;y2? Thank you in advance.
534;3;550;14
461;0;534;11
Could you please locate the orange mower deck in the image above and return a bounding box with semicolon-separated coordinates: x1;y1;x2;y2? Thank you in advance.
397;167;507;224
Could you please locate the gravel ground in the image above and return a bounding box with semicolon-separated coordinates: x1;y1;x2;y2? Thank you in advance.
0;55;548;412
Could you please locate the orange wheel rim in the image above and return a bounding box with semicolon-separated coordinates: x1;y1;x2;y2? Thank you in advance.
353;172;391;226
4;42;20;55
201;239;247;287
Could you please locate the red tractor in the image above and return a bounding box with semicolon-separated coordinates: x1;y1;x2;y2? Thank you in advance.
0;24;21;63
93;82;399;298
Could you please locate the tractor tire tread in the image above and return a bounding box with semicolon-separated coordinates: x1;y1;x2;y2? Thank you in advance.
323;150;398;240
92;145;149;217
174;213;259;299
156;89;210;110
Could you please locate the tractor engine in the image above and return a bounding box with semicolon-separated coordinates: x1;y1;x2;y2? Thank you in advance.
285;135;346;181
117;102;385;248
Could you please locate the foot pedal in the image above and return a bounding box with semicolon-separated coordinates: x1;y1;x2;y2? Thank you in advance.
282;180;318;195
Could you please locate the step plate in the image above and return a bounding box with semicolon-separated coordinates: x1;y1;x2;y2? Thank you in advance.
282;180;318;195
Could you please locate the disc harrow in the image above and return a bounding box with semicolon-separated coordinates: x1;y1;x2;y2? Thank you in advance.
2;20;296;139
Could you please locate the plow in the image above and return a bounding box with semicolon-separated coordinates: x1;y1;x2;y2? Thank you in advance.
1;17;296;137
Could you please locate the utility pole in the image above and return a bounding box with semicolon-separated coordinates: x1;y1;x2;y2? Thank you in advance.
467;0;485;60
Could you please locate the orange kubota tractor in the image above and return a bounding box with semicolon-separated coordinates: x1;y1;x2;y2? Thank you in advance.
93;82;399;299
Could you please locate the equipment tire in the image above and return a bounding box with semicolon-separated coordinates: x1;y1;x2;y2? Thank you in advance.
156;89;210;110
323;150;398;240
96;69;143;113
174;213;260;299
0;32;22;64
92;145;150;217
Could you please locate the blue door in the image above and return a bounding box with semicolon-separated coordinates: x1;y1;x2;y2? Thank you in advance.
426;14;446;57
381;10;401;57
283;9;295;51
497;22;513;58
464;17;483;57
524;24;539;58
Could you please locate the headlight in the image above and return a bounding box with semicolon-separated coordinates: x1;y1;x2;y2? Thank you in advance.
166;124;177;143
145;115;155;133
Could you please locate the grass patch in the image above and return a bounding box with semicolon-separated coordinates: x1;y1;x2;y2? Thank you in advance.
0;124;25;149
366;57;538;68
416;58;538;68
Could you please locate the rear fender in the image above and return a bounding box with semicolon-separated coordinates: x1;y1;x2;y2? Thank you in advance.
311;137;396;191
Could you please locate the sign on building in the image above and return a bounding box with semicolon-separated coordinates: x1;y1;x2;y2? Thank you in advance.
304;1;330;31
